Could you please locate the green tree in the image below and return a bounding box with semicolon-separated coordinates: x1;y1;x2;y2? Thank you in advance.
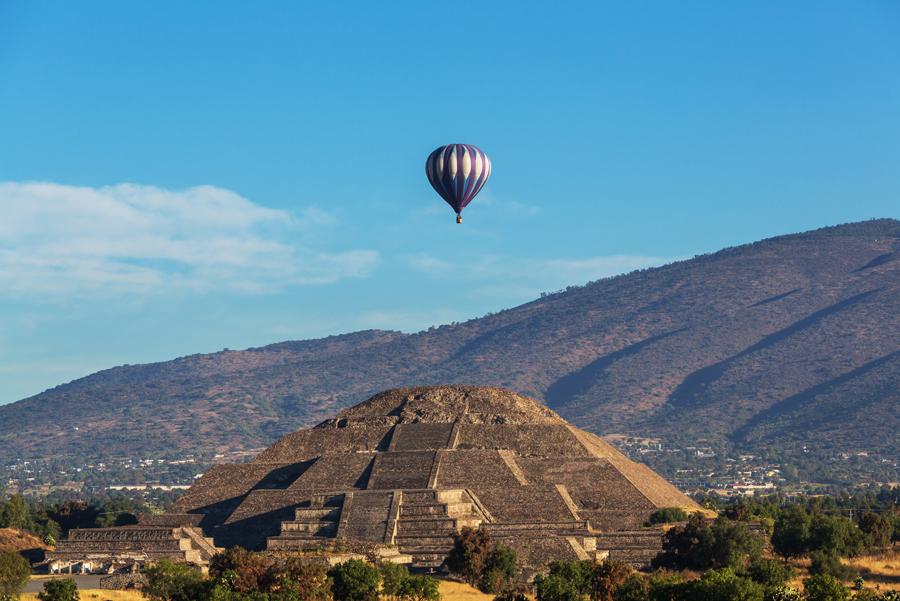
328;559;380;601
143;560;209;601
803;574;850;601
807;514;864;557
653;515;762;570
590;561;632;601
379;563;409;600
534;573;584;601
772;506;810;558
546;561;593;595
0;552;31;601
857;512;892;549
279;557;331;601
38;578;79;601
445;528;493;588
0;497;32;532
46;501;99;538
397;575;439;601
479;545;517;594
646;508;688;526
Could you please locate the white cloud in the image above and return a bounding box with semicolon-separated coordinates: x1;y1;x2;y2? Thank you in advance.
354;308;469;332
475;192;541;217
0;182;379;296
413;191;540;219
408;252;674;300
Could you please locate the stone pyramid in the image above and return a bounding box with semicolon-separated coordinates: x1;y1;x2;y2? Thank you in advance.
170;386;698;568
52;386;700;573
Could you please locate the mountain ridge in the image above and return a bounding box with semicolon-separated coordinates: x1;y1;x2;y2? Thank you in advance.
2;218;898;485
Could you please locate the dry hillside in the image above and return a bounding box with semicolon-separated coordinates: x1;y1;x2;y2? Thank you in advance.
1;219;897;484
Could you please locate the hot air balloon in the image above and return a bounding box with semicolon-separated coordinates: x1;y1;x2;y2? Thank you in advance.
425;144;491;223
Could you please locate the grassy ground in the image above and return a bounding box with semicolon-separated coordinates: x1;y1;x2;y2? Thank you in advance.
21;577;492;601
437;580;494;601
846;551;900;592
788;550;900;593
22;591;144;601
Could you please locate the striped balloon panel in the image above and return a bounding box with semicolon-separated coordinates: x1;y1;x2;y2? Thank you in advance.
425;144;491;213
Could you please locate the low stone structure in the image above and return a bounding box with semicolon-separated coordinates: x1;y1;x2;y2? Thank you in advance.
50;386;701;574
48;525;219;574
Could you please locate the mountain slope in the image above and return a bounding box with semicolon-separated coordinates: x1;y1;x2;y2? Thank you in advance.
1;219;897;484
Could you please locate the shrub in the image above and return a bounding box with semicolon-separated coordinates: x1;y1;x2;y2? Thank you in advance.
143;560;209;601
612;574;647;601
691;568;764;601
747;557;793;588
278;557;331;601
38;579;78;601
329;559;380;601
808;550;856;581
210;547;274;594
764;586;804;601
802;574;850;601
494;591;528;601
0;551;31;601
644;571;688;601
646;508;688;526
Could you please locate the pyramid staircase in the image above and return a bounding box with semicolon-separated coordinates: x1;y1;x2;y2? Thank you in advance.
394;490;481;569
267;494;344;550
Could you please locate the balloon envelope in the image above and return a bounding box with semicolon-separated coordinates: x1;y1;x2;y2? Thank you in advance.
425;144;491;216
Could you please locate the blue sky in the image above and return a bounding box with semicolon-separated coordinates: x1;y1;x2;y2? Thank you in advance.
1;1;898;404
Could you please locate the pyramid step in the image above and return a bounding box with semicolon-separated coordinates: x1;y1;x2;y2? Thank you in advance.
400;504;447;517
280;523;338;537
435;490;466;504
399;545;453;557
401;491;438;504
294;508;341;520
268;538;327;550
397;522;456;534
395;534;455;545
